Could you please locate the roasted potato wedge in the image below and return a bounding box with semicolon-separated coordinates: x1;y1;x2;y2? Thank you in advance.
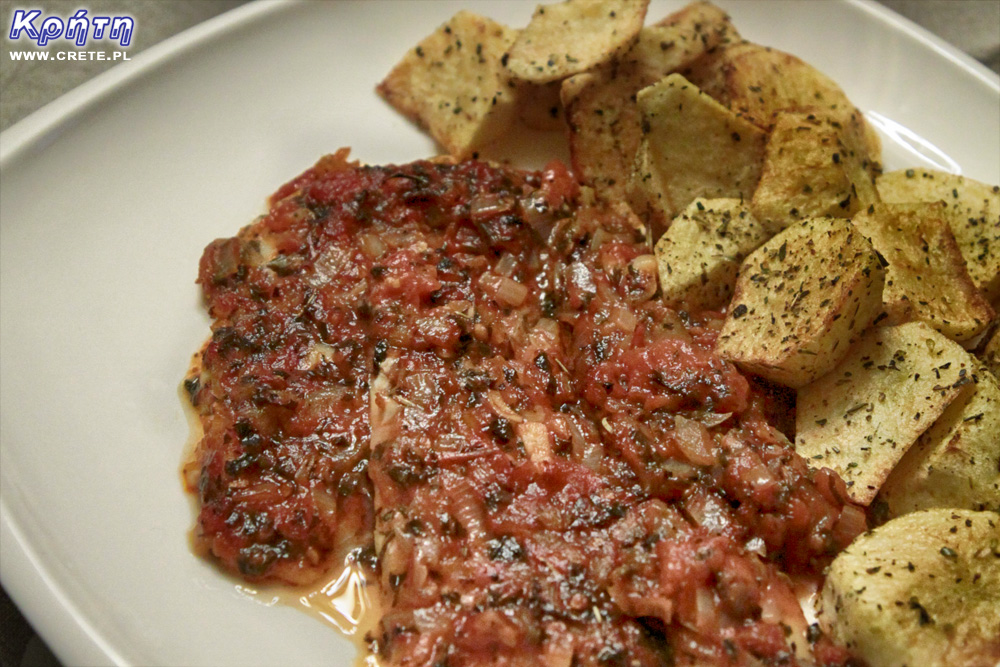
561;2;738;204
377;11;519;158
795;322;975;505
751;110;878;234
715;216;884;388
821;509;1000;667
853;202;995;343
627;0;740;82
654;198;769;310
630;74;767;227
877;168;1000;302
878;362;1000;516
562;64;650;203
505;0;648;84
983;327;1000;378
683;41;881;171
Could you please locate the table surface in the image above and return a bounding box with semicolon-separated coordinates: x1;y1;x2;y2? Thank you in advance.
1;1;998;665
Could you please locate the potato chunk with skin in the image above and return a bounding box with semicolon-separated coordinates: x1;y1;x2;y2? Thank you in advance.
654;198;769;310
627;1;741;84
561;2;739;205
853;202;995;343
562;65;650;202
795;322;974;505
983;327;1000;378
820;509;1000;667
877;168;1000;302
630;74;767;227
505;0;649;84
751;110;878;234
377;11;518;158
715;216;884;388
682;41;881;171
879;362;1000;517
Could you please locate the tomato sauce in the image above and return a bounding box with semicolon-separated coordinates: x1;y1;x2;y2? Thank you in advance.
187;152;863;665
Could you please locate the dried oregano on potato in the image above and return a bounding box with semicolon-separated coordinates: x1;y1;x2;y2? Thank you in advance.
377;11;518;158
820;509;1000;667
625;0;740;84
751;110;879;234
795;322;974;505
682;41;882;172
715;216;884;388
877;168;1000;302
561;1;739;205
562;65;650;203
878;361;1000;517
654;198;768;310
505;0;648;84
853;202;995;343
983;327;1000;378
629;73;767;228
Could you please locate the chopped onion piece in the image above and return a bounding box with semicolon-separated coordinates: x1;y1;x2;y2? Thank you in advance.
686;492;731;533
745;536;767;557
518;422;552;462
626;254;659;302
469;193;515;219
479;272;529;307
610;304;638;333
660;459;698;481
494;252;518;277
701;412;733;428
359;232;387;259
535;317;560;338
488;390;523;423
694;588;718;633
448;473;487;544
673;415;717;466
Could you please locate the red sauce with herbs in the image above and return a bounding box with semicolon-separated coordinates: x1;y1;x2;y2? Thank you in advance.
186;151;865;666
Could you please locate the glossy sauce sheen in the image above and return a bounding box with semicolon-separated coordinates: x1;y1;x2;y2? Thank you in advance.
186;152;866;666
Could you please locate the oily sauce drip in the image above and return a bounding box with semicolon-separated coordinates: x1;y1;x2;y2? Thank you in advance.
297;561;373;636
182;376;381;664
231;560;382;666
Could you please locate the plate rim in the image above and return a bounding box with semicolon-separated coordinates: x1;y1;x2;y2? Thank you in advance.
850;0;999;92
1;1;997;665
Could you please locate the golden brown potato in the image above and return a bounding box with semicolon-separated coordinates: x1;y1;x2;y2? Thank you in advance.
795;322;975;505
561;1;739;204
853;202;995;343
682;41;881;172
751;110;879;234
377;11;519;158
654;198;769;310
505;0;648;84
878;362;1000;516
562;65;650;202
715;216;884;388
630;74;767;228
877;168;1000;302
821;509;1000;667
626;0;740;82
983;327;1000;378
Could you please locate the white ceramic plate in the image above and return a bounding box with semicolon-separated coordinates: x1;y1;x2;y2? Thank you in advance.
2;1;997;665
